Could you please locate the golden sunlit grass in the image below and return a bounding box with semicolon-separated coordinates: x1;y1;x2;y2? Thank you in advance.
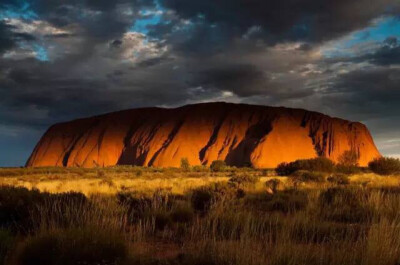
0;166;397;195
1;166;400;265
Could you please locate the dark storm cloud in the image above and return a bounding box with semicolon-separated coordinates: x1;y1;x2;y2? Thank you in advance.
195;64;267;96
1;0;400;166
321;67;400;120
329;37;400;66
362;37;400;65
0;21;35;54
161;0;400;43
0;55;198;129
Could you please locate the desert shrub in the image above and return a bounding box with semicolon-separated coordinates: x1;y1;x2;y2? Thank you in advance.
15;228;128;265
336;151;361;174
275;162;296;176
246;189;308;213
117;191;172;224
265;190;308;213
191;165;209;172
210;160;227;172
180;158;190;171
0;187;85;233
290;170;326;183
368;157;400;175
335;164;361;174
191;189;213;212
228;174;259;188
97;170;106;178
0;186;45;232
290;221;365;244
154;211;172;230
191;183;238;212
171;204;194;223
135;169;143;177
0;229;14;265
338;150;359;167
276;157;335;176
327;173;350;185
319;188;373;223
265;179;281;193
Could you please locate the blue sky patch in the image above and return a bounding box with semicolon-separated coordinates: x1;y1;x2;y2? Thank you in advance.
0;1;38;20
33;44;49;61
131;11;162;35
322;16;400;58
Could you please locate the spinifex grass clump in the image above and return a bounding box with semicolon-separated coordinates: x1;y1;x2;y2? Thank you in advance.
319;187;374;223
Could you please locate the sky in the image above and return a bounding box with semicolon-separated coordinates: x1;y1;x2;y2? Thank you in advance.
0;0;400;166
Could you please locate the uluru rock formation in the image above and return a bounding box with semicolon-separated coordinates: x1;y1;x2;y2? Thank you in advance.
26;102;381;168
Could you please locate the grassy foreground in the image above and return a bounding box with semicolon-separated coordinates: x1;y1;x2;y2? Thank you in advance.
0;166;400;264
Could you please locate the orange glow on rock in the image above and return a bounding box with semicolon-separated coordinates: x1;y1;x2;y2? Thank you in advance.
26;103;381;168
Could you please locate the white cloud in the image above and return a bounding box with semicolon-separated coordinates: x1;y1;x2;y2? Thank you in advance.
4;18;71;36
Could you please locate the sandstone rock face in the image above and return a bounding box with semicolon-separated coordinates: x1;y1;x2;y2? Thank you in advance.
26;102;381;168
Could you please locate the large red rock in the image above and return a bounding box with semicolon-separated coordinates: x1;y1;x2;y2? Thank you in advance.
26;102;381;168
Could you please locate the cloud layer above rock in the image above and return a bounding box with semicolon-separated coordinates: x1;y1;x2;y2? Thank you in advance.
0;0;399;165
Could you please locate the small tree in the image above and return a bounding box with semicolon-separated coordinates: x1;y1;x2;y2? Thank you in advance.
180;157;190;171
368;157;400;175
338;151;359;167
210;160;226;172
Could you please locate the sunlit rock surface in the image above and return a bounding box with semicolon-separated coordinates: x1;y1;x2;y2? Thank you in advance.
26;102;381;168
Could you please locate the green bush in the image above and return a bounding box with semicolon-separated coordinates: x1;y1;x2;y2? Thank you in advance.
210;160;227;172
368;157;400;175
265;190;309;213
191;165;209;172
15;228;128;265
191;183;238;212
290;170;326;183
327;174;350;185
276;157;335;176
246;189;308;213
228;174;259;188
180;158;190;171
